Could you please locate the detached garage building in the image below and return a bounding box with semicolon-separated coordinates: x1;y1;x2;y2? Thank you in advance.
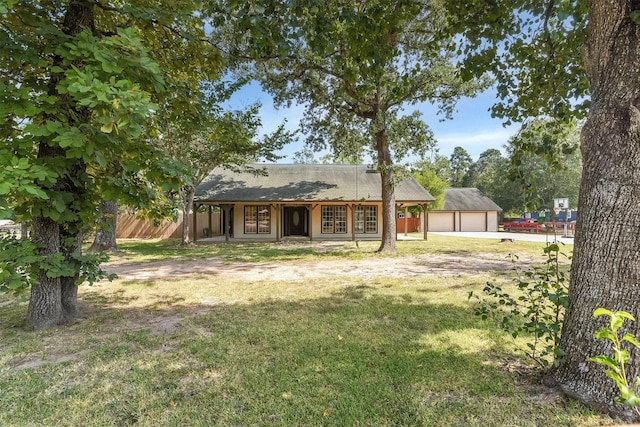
428;188;502;232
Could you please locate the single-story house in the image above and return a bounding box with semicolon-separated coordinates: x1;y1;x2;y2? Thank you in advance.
428;187;502;232
194;164;435;241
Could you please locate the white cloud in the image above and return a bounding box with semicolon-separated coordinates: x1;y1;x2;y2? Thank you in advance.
435;127;518;159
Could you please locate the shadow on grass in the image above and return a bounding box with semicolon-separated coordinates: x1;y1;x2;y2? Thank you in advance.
0;283;592;427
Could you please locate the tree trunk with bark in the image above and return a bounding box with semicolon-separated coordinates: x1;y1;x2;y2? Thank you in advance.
547;1;640;421
181;187;195;246
375;125;397;253
88;200;119;252
61;225;83;321
26;215;63;329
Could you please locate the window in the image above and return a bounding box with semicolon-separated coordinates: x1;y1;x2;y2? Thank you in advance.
244;206;270;234
321;205;347;234
355;206;377;234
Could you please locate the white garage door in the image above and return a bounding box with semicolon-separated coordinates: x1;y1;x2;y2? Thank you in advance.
428;212;455;231
460;212;487;231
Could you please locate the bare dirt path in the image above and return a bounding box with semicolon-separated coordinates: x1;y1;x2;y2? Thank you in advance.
104;251;527;282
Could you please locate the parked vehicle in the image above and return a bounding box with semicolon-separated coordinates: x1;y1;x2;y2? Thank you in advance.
503;218;577;235
502;218;546;232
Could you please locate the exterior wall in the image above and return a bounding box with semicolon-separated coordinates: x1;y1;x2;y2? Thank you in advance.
486;211;499;232
428;212;456;231
230;204;278;241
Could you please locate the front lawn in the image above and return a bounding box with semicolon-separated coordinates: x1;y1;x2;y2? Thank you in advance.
0;237;615;426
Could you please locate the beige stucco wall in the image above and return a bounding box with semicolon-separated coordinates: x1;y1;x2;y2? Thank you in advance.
231;204;278;240
486;211;499;232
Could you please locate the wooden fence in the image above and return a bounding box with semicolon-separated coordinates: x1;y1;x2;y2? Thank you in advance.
396;217;421;233
116;212;221;239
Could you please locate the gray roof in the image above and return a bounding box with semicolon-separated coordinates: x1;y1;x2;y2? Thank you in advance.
195;164;434;204
441;188;502;211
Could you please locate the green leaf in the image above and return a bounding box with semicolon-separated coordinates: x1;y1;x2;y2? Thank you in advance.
0;182;10;195
622;333;640;348
614;348;630;364
100;122;114;133
595;328;617;342
588;355;620;372
611;313;626;333
616;310;636;322
95;151;107;168
23;185;48;199
593;308;613;318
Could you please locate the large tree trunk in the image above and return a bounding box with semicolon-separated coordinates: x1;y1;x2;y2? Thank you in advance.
547;1;640;421
26;216;63;330
375;127;397;253
181;188;195;246
61;226;83;321
88;200;119;252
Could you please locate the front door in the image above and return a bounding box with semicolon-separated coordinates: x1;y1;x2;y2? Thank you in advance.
284;206;308;236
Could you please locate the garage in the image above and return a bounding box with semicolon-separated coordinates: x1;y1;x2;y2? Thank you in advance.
460;212;489;232
428;188;502;232
428;212;456;231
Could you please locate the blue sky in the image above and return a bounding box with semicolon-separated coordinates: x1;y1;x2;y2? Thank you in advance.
226;81;519;163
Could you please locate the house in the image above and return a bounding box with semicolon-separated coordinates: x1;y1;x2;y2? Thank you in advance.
428;187;502;232
194;164;435;241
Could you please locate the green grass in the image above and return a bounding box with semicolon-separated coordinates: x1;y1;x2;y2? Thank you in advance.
0;236;616;426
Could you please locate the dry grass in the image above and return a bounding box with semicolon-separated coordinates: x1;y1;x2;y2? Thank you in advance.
0;236;618;426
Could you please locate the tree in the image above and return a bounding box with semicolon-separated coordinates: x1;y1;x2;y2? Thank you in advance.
87;200;119;253
463;148;503;188
420;149;453;184
462;149;518;214
449;146;473;187
162;103;289;246
412;162;447;210
505;120;582;213
292;146;319;164
0;1;220;329
213;0;483;252
446;0;640;419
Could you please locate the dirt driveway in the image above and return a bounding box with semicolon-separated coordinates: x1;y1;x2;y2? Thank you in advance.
105;250;528;282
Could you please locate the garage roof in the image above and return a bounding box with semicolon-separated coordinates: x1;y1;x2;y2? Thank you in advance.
442;188;502;211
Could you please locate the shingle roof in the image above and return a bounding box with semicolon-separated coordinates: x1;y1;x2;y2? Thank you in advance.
442;188;502;211
195;164;434;204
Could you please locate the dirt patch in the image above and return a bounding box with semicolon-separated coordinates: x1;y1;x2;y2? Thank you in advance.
104;251;530;282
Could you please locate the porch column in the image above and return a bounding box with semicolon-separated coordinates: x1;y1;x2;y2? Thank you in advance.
350;204;356;242
394;204;398;240
275;204;281;242
208;205;212;237
403;206;408;236
423;204;428;241
309;205;315;241
221;204;230;242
